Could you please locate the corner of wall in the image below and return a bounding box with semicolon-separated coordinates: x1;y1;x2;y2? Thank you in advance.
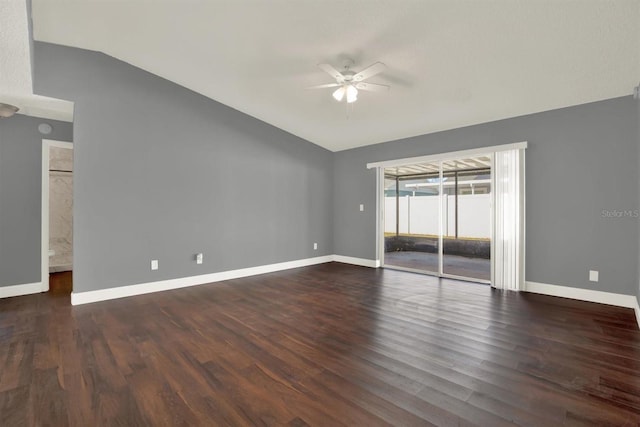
636;90;640;329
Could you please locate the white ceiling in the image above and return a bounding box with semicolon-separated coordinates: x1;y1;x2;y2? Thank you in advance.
32;0;639;151
0;0;73;121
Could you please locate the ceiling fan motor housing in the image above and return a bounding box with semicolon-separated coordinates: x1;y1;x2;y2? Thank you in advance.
341;70;356;82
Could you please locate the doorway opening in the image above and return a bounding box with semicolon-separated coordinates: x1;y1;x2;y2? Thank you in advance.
42;140;73;294
382;155;491;283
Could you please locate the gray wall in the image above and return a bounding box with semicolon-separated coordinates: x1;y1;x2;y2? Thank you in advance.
0;115;73;287
33;42;333;293
28;42;638;298
334;97;639;296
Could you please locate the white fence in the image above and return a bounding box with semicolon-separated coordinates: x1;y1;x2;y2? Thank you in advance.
384;194;490;238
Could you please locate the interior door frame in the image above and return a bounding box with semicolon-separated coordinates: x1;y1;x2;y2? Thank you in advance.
41;139;74;292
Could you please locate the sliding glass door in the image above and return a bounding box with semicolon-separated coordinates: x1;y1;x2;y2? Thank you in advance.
382;155;492;283
441;166;491;281
384;167;440;274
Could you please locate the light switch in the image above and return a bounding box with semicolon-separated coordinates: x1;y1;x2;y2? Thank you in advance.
589;270;599;282
359;204;364;212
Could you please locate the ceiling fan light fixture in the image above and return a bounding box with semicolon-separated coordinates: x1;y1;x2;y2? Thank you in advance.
315;61;387;105
346;85;358;103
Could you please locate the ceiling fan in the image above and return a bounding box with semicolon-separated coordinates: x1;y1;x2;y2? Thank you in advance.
308;61;389;103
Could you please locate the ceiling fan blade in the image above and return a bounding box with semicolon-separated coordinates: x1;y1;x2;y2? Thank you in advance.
318;63;345;82
355;82;390;92
306;83;341;89
353;62;386;81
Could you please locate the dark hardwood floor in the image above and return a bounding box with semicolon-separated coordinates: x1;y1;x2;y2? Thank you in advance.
49;271;73;294
1;262;640;426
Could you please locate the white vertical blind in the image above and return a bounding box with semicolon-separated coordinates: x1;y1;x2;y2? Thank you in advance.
491;148;526;291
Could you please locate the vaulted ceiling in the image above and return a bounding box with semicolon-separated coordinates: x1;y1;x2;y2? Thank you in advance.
31;0;640;151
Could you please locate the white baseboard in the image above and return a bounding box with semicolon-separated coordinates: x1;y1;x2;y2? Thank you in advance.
71;255;334;305
526;281;640;330
332;255;380;268
0;254;381;305
0;282;44;299
9;261;638;329
525;281;638;308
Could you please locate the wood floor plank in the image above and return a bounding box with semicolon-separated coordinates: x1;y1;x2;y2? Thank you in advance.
1;262;640;426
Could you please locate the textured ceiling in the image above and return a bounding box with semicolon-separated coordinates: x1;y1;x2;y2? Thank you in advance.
32;0;639;151
0;0;73;120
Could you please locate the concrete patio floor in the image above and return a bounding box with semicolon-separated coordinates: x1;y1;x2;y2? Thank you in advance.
383;251;490;281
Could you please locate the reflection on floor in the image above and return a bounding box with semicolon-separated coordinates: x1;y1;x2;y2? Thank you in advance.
384;251;490;281
49;271;73;294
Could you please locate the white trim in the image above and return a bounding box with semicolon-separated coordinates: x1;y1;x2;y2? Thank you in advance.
41;139;73;292
525;281;638;309
634;297;640;330
521;150;526;290
377;168;385;266
437;161;443;275
70;254;384;305
489;153;495;288
333;255;381;268
71;255;333;305
43;139;74;149
366;141;528;169
0;282;43;299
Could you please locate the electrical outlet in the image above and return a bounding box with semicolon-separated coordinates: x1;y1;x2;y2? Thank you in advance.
589;270;599;282
196;253;203;264
359;204;364;212
151;259;159;271
313;243;318;250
